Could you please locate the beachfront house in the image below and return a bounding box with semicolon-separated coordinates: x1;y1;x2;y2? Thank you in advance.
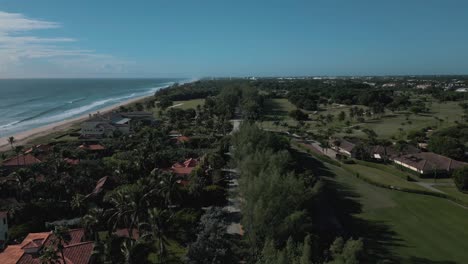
80;112;130;138
393;152;467;176
80;111;156;138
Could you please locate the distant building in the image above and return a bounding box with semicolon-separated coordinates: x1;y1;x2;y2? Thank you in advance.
80;112;132;138
455;87;468;93
416;84;432;90
393;152;467;175
382;83;397;88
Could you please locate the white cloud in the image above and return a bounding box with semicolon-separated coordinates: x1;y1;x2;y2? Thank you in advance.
0;11;130;77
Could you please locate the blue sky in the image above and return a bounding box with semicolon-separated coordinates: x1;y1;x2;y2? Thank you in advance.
0;0;468;78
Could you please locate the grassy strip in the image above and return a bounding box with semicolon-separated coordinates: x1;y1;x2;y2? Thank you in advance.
353;160;418;181
341;164;468;208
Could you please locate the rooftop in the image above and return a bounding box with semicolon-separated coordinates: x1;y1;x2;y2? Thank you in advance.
1;154;42;167
394;152;468;172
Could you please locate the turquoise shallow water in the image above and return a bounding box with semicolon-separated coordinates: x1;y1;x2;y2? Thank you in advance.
0;78;187;137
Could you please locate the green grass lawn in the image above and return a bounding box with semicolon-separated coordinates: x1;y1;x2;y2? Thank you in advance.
261;98;464;140
343;163;430;192
326;163;468;264
172;99;205;110
435;185;468;205
151;98;205;117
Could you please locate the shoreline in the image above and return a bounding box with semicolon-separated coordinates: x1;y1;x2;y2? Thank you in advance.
0;93;154;152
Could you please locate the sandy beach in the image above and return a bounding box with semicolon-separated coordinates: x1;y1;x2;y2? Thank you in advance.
0;94;153;152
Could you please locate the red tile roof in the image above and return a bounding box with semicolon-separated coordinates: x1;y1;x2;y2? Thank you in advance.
171;158;199;176
0;229;92;264
174;136;190;143
0;232;50;264
1;154;42;166
78;144;105;151
64;158;80;165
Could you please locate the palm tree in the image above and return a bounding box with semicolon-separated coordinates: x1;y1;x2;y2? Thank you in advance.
106;182;157;239
14;145;24;167
139;208;173;263
52;226;71;264
39;246;60;264
82;208;103;242
8;136;15;151
120;238;149;264
71;193;86;215
379;139;393;163
156;172;180;208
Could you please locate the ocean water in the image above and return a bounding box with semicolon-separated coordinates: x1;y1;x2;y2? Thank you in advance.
0;78;187;137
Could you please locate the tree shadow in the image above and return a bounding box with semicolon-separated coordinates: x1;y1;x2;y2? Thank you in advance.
298;152;462;263
295;150;403;262
406;257;456;264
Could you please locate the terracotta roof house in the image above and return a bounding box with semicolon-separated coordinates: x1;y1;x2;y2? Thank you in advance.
78;144;105;151
64;158;80;165
393;152;468;175
0;228;93;264
1;154;43;167
171;158;199;176
174;136;191;143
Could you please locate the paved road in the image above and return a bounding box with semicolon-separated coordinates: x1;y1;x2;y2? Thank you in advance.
223;119;243;236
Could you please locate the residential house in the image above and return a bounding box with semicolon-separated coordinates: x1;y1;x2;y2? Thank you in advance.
0;211;7;249
0;228;94;264
370;144;420;161
78;143;106;151
393;152;468;176
80;113;130;138
1;154;43;168
173;136;191;144
330;138;358;158
171;158;199;177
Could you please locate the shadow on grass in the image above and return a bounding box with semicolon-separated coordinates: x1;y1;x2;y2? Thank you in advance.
294;150;403;263
297;151;462;263
406;257;456;264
